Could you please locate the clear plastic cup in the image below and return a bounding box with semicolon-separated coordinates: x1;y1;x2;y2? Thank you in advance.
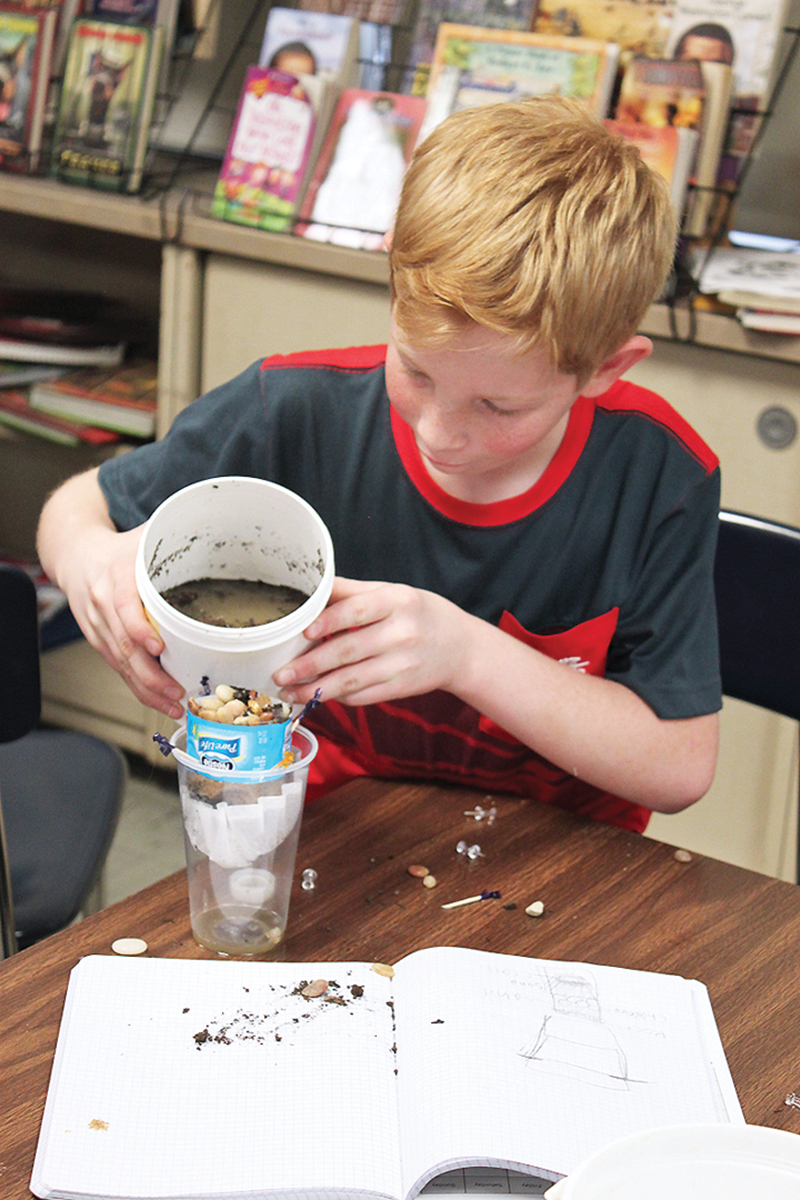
171;724;318;957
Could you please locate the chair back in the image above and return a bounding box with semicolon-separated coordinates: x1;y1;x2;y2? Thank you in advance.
715;510;800;723
0;564;41;743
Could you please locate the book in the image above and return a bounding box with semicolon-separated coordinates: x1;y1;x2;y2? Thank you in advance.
0;334;126;365
258;7;360;88
296;88;426;250
665;0;792;175
605;119;700;214
533;0;672;63
29;948;743;1200
683;59;734;238
89;0;179;97
736;307;800;334
418;24;621;144
400;0;538;96
211;67;323;234
0;284;139;346
29;358;158;435
358;20;393;91
0;360;66;388
49;17;163;193
716;289;800;315
300;0;411;25
614;55;705;131
0;4;57;171
51;0;86;79
690;245;800;303
0;386;123;445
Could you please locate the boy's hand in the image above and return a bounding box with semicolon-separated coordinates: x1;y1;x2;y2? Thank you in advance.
273;576;468;706
58;525;185;719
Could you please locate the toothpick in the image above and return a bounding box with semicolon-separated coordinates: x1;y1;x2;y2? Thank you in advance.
441;890;501;909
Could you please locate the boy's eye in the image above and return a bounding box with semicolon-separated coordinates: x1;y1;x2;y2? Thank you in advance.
481;398;517;416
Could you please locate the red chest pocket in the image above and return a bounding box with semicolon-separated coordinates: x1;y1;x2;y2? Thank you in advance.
478;607;620;743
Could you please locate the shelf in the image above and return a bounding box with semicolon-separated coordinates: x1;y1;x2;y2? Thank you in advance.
2;173;799;361
180;207;390;286
640;303;800;365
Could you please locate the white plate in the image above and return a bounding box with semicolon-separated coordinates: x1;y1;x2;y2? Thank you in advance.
545;1124;800;1200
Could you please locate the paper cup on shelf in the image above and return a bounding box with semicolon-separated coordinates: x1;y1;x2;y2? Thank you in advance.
544;1124;800;1200
134;476;334;701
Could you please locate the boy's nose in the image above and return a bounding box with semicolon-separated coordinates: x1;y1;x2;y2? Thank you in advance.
415;402;466;452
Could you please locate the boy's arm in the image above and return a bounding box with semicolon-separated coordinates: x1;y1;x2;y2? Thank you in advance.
37;468;185;718
273;577;717;813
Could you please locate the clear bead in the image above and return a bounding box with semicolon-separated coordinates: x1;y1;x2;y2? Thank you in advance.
456;840;468;855
467;843;482;860
301;868;317;890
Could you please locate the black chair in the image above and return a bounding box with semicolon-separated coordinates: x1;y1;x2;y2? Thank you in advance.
0;564;127;956
714;510;800;882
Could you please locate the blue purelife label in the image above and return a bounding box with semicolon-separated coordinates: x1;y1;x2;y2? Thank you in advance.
186;714;292;772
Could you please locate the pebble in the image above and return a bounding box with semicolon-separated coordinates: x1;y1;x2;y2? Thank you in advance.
674;849;693;863
187;686;292;727
372;962;395;978
111;937;148;956
525;901;545;918
301;979;329;997
422;874;437;888
407;864;430;877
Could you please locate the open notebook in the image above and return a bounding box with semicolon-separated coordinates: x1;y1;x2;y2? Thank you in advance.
31;947;743;1200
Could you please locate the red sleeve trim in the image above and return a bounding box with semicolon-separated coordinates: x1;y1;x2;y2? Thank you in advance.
260;345;387;374
596;379;719;473
390;393;595;526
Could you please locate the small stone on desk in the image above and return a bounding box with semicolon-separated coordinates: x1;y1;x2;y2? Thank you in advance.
111;937;148;956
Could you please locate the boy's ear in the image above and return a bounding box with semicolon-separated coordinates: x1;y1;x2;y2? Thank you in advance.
580;336;653;397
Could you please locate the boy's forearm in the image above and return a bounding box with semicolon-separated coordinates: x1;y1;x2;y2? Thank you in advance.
454;614;718;813
37;467;115;586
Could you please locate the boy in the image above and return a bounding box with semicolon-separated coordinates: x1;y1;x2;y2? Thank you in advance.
37;97;721;833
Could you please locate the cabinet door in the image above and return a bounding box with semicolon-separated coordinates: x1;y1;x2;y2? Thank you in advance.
628;340;800;881
201;254;391;394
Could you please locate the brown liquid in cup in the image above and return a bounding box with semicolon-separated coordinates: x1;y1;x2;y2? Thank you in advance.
161;577;309;628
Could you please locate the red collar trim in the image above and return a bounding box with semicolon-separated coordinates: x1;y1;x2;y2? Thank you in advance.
390;393;595;527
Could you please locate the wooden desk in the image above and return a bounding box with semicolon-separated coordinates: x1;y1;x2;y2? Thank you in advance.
2;777;800;1196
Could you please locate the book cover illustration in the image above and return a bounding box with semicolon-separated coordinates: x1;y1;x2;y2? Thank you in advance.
615;55;705;130
419;24;620;143
0;6;56;170
212;67;319;234
401;0;538;96
296;89;426;250
665;0;791;172
259;6;359;85
605;118;699;212
50;18;155;191
533;0;673;63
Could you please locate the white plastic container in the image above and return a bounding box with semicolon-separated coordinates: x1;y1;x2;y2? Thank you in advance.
135;476;334;701
544;1124;800;1200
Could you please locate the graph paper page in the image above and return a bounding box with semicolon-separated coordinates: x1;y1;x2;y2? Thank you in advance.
31;955;401;1200
393;947;743;1196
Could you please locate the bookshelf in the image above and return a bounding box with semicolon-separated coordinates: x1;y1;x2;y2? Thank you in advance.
1;170;799;874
